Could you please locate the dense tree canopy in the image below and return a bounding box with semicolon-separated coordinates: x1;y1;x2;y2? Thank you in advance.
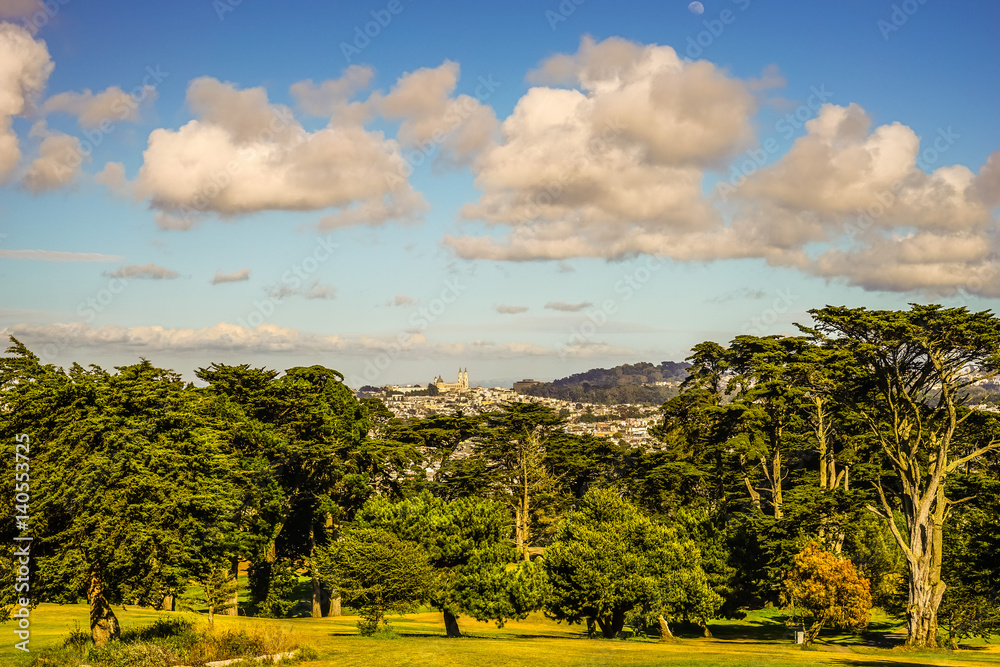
545;488;720;639
808;304;1000;647
2;304;999;650
353;491;540;637
315;527;434;635
0;340;241;645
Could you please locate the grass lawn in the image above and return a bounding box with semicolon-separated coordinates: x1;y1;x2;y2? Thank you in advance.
3;603;998;667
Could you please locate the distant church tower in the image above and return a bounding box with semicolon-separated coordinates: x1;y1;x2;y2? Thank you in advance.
433;367;470;393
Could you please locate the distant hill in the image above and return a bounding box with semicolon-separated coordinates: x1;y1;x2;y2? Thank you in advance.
523;361;690;405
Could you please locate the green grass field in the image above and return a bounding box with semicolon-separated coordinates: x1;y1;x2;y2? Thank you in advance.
3;603;998;667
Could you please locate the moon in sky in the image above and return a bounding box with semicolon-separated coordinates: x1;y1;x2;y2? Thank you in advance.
688;1;705;14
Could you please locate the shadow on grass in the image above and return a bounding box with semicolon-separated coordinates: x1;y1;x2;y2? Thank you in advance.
832;661;961;667
848;635;906;650
322;631;607;641
696;613;794;643
697;611;912;651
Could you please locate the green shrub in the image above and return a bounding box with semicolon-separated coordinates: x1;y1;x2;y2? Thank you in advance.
63;621;92;654
86;640;181;667
213;628;268;658
55;616;305;667
83;617;198;666
356;615;380;636
369;627;402;640
249;561;300;618
28;646;86;667
119;617;196;643
295;645;320;661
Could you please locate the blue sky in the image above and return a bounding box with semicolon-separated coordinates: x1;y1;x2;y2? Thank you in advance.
1;0;998;386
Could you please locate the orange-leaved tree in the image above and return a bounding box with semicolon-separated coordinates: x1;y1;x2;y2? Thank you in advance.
785;542;872;645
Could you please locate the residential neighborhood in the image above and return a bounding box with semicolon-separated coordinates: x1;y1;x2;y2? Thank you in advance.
365;376;663;448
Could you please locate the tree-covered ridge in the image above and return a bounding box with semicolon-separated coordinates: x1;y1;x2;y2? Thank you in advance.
524;361;690;404
549;361;691;386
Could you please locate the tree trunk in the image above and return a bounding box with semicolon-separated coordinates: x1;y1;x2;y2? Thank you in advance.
770;445;783;519
249;561;271;615
740;454;762;511
906;518;946;649
319;585;330;617
586;617;597;638
225;557;240;616
805;614;827;645
657;615;673;641
208;605;215;626
88;569;121;647
816;397;848;555
882;506;947;648
699;617;713;638
252;518;284;611
443;608;461;638
907;590;942;648
608;609;626;639
816;396;829;490
329;594;342;617
310;523;323;618
311;576;323;618
517;457;531;561
817;399;830;543
596;610;625;638
161;594;175;612
881;470;948;647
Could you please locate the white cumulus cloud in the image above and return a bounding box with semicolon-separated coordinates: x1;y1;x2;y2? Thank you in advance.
447;36;762;261
132;76;427;228
20;122;84;192
43;85;156;128
0;22;53;182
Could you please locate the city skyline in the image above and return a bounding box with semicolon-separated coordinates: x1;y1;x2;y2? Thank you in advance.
1;0;999;386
